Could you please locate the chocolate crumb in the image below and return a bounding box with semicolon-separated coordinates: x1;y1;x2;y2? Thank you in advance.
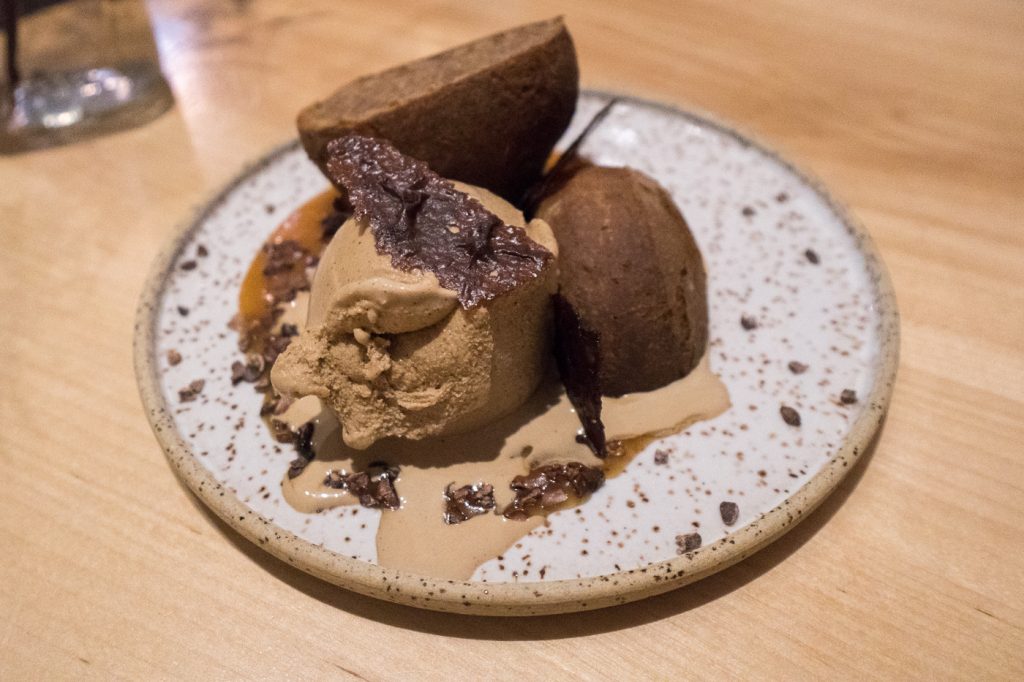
196;244;209;258
740;315;758;330
177;305;190;317
323;133;551;308
503;463;604;520
552;294;606;457
166;349;182;366
840;389;858;405
262;240;317;305
230;354;265;385
280;323;299;337
676;532;702;553
264;204;275;214
443;483;496;524
775;192;789;203
180;260;197;271
322;463;401;510
270;419;295;443
178;379;205;402
804;248;820;264
720;501;739;526
741;206;756;217
653;449;669;466
788;361;808;374
287;458;309;480
780;405;801;427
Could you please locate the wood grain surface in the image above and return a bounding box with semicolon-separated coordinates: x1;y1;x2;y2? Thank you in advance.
2;0;1022;678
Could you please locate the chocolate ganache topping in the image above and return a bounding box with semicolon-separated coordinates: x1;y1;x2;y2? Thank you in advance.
323;133;553;308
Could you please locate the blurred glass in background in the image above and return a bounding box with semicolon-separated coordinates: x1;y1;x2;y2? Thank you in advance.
1;0;173;153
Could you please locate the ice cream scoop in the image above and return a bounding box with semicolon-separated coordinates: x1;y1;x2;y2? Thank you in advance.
271;182;558;449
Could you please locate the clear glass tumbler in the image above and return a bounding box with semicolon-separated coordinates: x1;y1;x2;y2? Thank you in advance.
1;0;174;153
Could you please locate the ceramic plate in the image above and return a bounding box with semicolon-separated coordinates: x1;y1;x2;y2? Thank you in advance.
134;91;898;615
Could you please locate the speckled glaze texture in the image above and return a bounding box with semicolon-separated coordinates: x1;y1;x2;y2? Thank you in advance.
134;91;899;615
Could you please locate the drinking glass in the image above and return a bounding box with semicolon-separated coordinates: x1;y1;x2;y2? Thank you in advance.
1;0;173;153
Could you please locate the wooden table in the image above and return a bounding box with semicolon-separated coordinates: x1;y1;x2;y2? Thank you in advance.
2;0;1022;678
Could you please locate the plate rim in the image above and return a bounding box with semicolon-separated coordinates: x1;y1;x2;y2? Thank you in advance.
133;90;900;616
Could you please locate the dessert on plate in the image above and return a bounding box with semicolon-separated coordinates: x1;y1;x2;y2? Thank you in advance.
227;18;730;579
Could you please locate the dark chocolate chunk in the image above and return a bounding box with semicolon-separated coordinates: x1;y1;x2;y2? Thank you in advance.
741;315;758;330
178;379;205;403
552;294;605;457
788;361;808;374
323;134;552;308
840;389;858;405
180;259;197;271
443;483;497;524
805;248;820;264
177;305;189;317
720;501;739;526
166;349;182;366
676;532;702;553
780;405;801;427
503;462;605;520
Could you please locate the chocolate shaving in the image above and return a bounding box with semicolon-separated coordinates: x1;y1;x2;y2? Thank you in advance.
323;463;400;510
443;483;496;524
503;462;604;520
654;449;670;466
780;405;802;427
720;501;739;526
552;294;606;457
676;532;702;553
323;134;551;308
178;379;205;403
840;389;858;405
521;98;620;218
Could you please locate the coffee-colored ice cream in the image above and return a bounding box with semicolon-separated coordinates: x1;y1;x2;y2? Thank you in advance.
271;183;558;449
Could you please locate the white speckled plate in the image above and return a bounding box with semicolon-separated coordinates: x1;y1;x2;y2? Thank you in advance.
134;91;898;615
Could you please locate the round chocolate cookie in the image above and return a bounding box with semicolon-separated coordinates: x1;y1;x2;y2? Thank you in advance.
536;164;708;396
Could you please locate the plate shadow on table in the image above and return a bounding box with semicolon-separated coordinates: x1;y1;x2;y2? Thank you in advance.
179;419;885;640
